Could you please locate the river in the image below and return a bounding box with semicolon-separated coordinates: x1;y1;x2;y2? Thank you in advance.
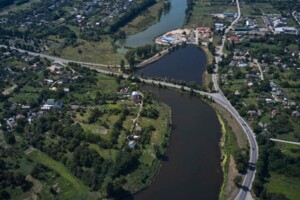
136;45;207;84
117;0;187;49
121;0;222;199
133;87;223;200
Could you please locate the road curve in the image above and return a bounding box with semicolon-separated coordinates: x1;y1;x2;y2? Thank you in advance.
211;1;258;200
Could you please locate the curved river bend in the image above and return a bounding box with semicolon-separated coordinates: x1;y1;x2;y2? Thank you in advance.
134;87;223;200
119;0;223;199
117;0;187;48
130;45;223;200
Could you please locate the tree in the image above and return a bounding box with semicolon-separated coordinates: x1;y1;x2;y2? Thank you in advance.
0;190;10;200
208;82;214;91
120;59;125;72
234;175;243;187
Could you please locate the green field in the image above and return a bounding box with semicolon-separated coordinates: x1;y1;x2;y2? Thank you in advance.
51;39;124;65
185;0;237;28
240;3;278;16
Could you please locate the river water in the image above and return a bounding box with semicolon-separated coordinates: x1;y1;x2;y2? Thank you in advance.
120;0;222;199
117;0;187;48
134;87;223;200
136;45;207;84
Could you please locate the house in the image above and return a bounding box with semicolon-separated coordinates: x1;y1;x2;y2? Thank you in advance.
234;90;240;96
135;126;142;133
275;27;298;35
228;36;240;43
223;12;237;18
247;110;257;116
128;140;137;148
16;114;25;120
132;91;142;103
271;109;279;117
21;105;30;109
197;27;212;37
41;99;57;110
292;111;300;117
44;79;54;84
215;23;225;32
229;60;237;67
265;98;275;104
238;62;248;68
45;99;55;106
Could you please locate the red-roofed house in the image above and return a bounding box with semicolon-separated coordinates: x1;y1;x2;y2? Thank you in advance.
228;36;240;43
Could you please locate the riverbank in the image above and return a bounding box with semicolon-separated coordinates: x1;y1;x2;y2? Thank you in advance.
212;103;248;200
134;87;223;199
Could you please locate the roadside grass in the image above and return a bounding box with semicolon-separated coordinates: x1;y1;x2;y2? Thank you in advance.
28;150;92;200
217;112;240;200
266;173;300;200
120;0;164;35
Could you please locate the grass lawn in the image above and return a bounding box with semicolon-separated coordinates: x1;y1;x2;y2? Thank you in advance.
28;150;92;200
266;173;300;200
